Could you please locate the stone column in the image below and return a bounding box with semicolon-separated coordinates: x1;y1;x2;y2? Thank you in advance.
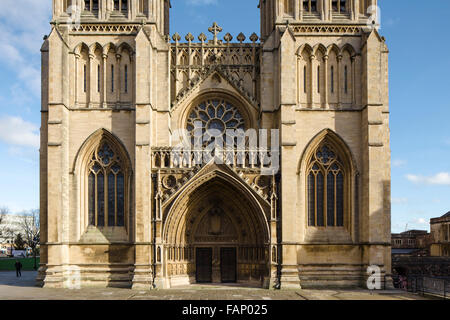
309;54;315;108
74;53;80;106
116;53;122;107
337;54;342;108
88;53;94;108
102;53;107;108
132;26;154;289
323;54;329;108
351;55;356;107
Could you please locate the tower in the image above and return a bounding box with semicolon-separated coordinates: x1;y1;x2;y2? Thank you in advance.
39;0;172;288
259;0;391;288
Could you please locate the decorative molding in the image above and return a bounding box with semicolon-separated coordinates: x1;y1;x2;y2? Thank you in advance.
69;24;140;34
368;142;384;147
292;25;362;35
282;142;297;147
48;120;62;125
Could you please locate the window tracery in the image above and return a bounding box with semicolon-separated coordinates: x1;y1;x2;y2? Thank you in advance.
87;141;127;227
186;99;245;147
307;143;346;227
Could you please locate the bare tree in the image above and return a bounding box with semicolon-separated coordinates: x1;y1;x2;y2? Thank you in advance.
0;206;7;225
20;209;40;269
0;207;12;240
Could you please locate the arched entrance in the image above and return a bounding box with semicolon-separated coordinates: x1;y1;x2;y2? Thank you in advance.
162;170;271;287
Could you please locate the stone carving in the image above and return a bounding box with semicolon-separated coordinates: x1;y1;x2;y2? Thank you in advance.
171;23;260;106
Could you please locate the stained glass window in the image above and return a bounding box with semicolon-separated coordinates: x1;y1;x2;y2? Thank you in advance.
88;173;95;225
187;99;245;147
327;172;335;226
307;143;346;227
308;172;315;226
316;172;324;226
87;141;127;228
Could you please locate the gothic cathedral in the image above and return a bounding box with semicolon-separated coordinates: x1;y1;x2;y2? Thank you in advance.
39;0;391;289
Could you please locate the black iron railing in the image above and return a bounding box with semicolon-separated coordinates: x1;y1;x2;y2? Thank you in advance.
403;276;450;299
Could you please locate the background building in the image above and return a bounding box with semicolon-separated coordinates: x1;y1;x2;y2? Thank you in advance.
392;212;450;278
430;212;450;257
39;0;391;289
391;230;432;256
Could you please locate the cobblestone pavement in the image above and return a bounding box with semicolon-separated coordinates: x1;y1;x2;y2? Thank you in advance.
0;272;433;300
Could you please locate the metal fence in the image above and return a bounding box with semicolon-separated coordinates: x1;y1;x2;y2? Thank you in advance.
404;276;450;299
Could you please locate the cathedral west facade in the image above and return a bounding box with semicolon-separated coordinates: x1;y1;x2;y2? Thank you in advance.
39;0;391;289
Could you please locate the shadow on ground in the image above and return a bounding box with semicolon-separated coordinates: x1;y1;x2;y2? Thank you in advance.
0;271;38;288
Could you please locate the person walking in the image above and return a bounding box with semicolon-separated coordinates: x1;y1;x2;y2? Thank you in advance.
14;260;23;277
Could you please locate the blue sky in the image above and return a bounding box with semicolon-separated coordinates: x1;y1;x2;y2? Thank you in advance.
0;0;449;232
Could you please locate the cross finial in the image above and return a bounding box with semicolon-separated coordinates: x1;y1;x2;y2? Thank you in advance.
208;22;222;44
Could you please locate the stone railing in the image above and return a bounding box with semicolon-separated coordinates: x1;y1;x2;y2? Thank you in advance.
151;147;279;172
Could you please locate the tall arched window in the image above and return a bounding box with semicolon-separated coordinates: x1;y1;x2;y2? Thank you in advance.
344;65;348;94
307;143;346;227
332;0;347;13
87;141;128;227
303;0;317;13
114;0;128;13
303;66;307;93
330;66;335;93
63;0;72;12
83;65;87;93
84;0;99;12
360;0;368;15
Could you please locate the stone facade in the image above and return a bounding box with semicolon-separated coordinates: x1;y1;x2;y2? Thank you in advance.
430;212;450;257
39;0;391;289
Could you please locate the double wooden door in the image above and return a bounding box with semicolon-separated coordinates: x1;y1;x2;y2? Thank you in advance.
195;247;237;283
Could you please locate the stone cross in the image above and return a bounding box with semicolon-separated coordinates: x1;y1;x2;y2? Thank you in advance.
208;22;223;45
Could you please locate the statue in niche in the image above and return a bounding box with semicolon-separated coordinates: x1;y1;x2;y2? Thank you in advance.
208;207;223;235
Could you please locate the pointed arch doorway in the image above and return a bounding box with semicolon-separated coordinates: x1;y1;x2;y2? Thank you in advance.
162;170;271;287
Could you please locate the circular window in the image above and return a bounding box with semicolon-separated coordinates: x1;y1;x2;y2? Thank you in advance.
186;99;245;146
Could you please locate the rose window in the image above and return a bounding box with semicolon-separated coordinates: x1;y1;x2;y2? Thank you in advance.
187;99;245;146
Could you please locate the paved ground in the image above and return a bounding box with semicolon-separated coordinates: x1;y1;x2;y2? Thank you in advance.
0;271;433;300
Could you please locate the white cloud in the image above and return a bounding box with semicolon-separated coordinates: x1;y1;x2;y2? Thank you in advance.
0;0;51;98
406;172;450;186
186;0;218;5
412;218;428;226
0;116;39;149
392;159;406;168
392;197;408;205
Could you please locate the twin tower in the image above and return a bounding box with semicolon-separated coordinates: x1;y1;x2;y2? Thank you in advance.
39;0;391;289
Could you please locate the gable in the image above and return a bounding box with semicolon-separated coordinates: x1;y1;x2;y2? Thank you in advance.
171;67;259;114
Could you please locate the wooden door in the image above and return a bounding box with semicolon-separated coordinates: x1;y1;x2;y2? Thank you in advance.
196;247;212;283
220;247;237;283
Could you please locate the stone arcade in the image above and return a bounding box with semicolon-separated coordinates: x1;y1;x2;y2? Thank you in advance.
39;0;391;289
